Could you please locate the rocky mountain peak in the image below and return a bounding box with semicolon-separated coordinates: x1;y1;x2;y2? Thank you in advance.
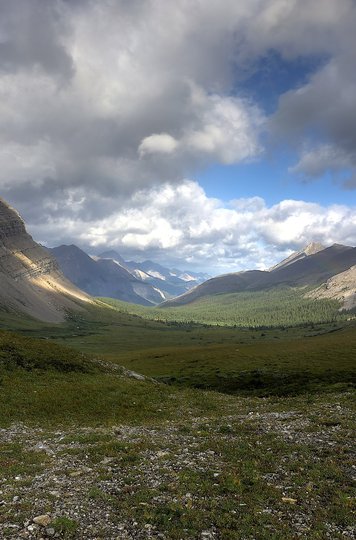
269;241;326;272
303;242;325;256
0;197;26;240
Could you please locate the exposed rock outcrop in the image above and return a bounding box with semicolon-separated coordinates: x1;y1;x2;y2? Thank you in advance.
0;197;92;322
306;265;356;310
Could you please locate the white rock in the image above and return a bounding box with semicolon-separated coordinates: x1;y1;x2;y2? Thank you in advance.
201;531;214;539
33;514;51;527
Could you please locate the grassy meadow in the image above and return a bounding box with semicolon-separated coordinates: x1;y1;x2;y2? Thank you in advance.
0;300;355;538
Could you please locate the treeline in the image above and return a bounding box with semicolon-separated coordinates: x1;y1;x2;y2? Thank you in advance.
100;286;346;328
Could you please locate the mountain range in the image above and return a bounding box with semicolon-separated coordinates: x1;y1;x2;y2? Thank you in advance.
0;195;355;322
50;246;209;305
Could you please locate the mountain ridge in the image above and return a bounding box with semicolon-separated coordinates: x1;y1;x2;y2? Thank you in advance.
269;241;325;271
0;198;92;322
162;242;356;309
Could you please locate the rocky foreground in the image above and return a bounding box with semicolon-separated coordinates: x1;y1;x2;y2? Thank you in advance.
0;392;354;540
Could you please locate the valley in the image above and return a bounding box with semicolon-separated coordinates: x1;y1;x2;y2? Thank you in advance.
0;196;355;539
1;3;356;538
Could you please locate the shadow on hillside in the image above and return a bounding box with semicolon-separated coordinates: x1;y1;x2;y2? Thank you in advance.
158;369;356;397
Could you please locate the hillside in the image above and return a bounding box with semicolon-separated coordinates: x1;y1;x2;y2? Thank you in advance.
307;265;356;310
0;198;92;322
101;288;345;328
163;243;356;309
161;270;265;306
269;241;325;271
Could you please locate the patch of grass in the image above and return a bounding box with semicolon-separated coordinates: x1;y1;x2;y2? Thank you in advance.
52;516;78;538
68;439;145;466
0;369;176;427
58;432;114;445
0;442;49;478
0;327;229;428
88;486;112;502
123;326;356;396
0;329;100;373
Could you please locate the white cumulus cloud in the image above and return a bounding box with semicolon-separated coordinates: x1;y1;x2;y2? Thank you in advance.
139;133;179;156
27;180;356;273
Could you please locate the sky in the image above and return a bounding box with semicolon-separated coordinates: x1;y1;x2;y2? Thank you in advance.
0;0;355;274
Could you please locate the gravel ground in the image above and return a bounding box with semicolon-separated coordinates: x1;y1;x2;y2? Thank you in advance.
0;399;355;540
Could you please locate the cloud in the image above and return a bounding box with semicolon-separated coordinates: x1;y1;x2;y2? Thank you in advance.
138;92;263;165
241;0;354;58
0;0;267;216
289;144;353;179
0;0;355;273
0;0;74;79
1;0;355;214
268;6;356;183
139;133;179;156
27;180;356;274
182;93;263;164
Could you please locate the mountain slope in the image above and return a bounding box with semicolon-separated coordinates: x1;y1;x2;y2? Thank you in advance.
50;245;165;305
97;250;126;266
162;243;356;308
0;198;92;322
161;270;266;306
269;242;325;271
261;244;356;288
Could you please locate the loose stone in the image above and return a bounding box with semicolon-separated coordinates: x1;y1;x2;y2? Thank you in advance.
33;515;52;527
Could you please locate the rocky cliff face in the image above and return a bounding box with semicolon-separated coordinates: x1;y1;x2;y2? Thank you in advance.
0;197;92;322
0;199;26;238
0;199;57;279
